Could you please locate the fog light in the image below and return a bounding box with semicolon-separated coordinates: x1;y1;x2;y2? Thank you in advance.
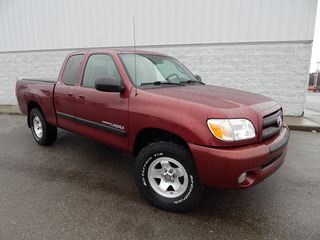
238;172;247;184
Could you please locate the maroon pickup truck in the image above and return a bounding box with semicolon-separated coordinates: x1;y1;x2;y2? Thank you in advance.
16;49;290;212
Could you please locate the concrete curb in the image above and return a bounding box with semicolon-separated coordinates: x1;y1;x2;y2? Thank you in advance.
283;116;320;132
1;105;320;132
0;105;22;115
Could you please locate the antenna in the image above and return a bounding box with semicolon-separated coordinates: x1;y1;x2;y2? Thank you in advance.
133;17;138;97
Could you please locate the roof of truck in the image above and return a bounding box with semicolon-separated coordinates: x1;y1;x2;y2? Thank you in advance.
70;48;168;56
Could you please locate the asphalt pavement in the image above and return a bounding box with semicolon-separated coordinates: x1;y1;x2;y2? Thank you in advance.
0;114;319;239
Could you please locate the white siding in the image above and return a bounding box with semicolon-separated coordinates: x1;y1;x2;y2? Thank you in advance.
0;0;318;52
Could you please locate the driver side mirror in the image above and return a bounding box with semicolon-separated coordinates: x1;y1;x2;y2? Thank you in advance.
95;76;125;93
195;75;202;82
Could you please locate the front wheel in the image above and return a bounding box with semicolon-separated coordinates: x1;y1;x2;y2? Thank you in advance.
134;142;204;212
29;108;57;146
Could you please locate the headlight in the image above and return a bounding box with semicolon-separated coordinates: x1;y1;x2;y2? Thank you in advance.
207;119;255;141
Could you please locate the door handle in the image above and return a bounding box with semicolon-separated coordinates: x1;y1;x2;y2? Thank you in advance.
78;94;85;99
67;93;73;97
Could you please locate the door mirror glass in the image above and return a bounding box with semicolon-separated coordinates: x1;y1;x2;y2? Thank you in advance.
95;76;125;93
195;75;202;82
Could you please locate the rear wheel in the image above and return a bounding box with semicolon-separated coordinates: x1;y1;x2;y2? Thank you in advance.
134;141;204;212
29;108;57;146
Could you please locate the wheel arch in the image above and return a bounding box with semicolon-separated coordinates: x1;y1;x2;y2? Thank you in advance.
27;101;44;127
132;128;191;156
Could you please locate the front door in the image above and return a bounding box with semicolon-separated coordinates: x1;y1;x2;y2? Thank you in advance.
74;53;129;151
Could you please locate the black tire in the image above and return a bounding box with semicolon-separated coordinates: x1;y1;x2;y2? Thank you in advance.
134;141;204;212
29;108;57;146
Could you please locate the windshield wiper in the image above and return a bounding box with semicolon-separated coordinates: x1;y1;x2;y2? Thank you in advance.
141;81;184;86
180;80;205;85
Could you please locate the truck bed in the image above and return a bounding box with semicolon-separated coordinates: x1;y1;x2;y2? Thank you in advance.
16;78;57;126
19;78;57;84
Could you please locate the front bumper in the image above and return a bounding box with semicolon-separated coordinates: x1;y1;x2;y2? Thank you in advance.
189;125;290;189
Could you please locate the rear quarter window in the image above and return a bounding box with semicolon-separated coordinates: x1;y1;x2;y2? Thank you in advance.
62;54;84;86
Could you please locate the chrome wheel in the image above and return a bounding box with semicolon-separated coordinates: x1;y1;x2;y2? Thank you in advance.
29;108;57;146
135;142;204;212
33;116;43;139
147;157;189;198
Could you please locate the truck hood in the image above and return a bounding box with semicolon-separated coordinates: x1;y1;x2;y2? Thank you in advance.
144;85;279;118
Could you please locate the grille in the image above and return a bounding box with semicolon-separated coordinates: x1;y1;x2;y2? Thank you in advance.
261;151;283;169
262;109;283;140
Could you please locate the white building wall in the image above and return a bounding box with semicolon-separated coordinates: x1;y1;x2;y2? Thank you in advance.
0;0;318;116
0;42;311;116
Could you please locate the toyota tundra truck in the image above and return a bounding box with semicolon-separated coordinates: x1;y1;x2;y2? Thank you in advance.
15;49;290;212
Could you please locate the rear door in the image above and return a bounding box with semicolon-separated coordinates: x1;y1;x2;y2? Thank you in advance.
74;53;129;151
54;54;84;132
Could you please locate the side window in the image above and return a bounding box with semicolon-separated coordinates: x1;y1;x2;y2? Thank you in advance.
82;54;122;88
62;54;84;86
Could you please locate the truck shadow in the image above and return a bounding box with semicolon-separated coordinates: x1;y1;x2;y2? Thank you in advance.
12;128;277;223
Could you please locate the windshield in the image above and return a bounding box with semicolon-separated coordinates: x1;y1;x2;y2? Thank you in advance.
119;54;198;87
